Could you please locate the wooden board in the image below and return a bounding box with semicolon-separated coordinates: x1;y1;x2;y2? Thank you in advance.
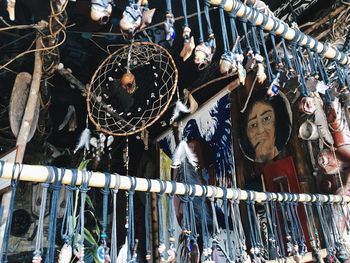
9;72;39;142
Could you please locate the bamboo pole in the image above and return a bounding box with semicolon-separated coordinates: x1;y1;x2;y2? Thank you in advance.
0;161;349;203
0;27;44;249
209;0;350;66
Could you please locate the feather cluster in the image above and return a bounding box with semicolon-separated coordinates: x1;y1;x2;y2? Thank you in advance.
171;140;198;169
170;101;191;124
58;243;72;263
74;128;91;154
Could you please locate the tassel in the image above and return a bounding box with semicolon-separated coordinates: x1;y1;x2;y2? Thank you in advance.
74;128;91;153
171;140;198;169
170;101;191;124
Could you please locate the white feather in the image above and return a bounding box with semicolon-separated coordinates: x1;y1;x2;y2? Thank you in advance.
171;140;198;169
116;238;128;263
170;101;190;124
74;128;91;153
107;136;114;147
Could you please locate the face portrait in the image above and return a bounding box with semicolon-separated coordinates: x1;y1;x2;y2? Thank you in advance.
246;102;278;163
239;88;292;163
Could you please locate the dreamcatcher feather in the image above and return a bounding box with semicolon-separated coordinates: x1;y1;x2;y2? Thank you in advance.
74;128;91;153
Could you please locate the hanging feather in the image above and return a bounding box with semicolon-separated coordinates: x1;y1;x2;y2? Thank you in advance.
170;101;191;124
171;140;198;169
58;243;73;263
74;128;91;153
59;105;77;132
116;238;128;263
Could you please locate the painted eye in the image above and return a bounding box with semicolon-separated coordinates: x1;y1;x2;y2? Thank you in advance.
249;122;258;129
263;116;272;122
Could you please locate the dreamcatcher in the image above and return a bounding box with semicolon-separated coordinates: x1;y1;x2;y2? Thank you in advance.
87;42;178;136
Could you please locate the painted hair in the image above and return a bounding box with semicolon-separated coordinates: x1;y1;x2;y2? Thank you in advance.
238;88;292;161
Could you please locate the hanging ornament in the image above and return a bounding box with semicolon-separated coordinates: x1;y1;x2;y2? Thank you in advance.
120;0;143;35
180;0;195;61
139;0;156;30
193;0;216;70
267;72;281;97
164;0;175;46
58;169;78;263
90;0;113;24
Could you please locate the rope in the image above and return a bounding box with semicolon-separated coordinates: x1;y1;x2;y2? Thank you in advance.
259;16;273;82
0;163;23;263
219;0;229;52
97;172;111;261
110;173;121;262
32;166;54;263
167;181;177;260
195;0;204;43
45;167;64;263
157;179;166;261
204;0;214;36
223;187;234;261
144;179;152;262
127;176;137;261
181;0;188;27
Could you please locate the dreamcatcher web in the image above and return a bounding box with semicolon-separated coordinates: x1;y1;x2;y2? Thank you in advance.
87;42;178;136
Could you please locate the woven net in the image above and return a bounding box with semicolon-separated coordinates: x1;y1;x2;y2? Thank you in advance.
87;42;178;136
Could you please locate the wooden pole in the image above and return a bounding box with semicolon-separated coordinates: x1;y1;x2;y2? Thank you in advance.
209;0;350;66
0;161;349;203
0;27;44;249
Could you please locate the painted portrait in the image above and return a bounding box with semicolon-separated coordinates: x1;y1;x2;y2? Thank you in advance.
239;88;292;163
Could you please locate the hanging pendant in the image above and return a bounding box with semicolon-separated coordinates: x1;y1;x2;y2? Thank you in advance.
120;1;142;35
58;243;73;263
180;26;195;61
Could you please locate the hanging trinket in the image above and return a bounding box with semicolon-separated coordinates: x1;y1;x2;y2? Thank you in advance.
194;0;216;70
164;0;175;46
157;180;167;262
73;170;92;262
267;72;281;97
120;0;143;35
228;2;245;83
96;173;112;263
180;0;195;61
58;169;78;263
90;0;113;24
144;179;152;262
167;181;177;263
32;166;50;263
110;174;121;262
139;0;155;30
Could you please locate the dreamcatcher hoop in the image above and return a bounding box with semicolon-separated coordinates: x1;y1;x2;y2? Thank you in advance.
87;42;178;136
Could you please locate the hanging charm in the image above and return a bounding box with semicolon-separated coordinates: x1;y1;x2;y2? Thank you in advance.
58;169;78;263
194;0;216;70
180;0;195;61
119;0;143;35
267;72;281;97
139;0;155;30
90;0;113;24
164;0;175;46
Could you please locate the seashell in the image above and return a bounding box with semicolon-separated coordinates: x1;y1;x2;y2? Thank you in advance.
90;0;112;24
119;3;142;34
58;243;73;263
180;27;195;61
7;0;16;21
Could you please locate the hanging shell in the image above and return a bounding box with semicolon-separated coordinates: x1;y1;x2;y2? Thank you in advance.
58;243;73;263
7;0;16;21
180;26;195;61
90;0;113;24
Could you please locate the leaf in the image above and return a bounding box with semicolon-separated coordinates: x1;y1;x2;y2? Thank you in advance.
85;195;95;211
84;228;98;246
78;159;91;170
